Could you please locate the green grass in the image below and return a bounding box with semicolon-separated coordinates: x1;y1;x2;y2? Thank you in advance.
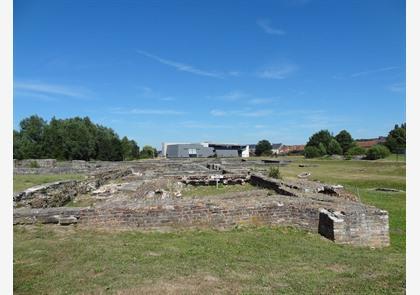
14;174;86;193
182;183;256;198
14;226;405;294
14;159;406;294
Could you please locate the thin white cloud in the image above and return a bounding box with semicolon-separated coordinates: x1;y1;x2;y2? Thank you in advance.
180;121;234;129
14;91;58;102
388;82;405;93
14;81;90;98
210;109;272;117
210;91;274;105
257;64;298;80
212;90;248;101
137;85;176;101
350;66;399;78
257;19;286;36
248;98;272;105
137;50;224;79
112;108;186;115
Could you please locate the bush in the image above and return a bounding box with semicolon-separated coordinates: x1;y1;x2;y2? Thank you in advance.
304;146;321;158
335;130;354;153
327;138;343;155
268;166;282;179
255;140;272;156
366;145;391;160
346;146;366;156
318;143;327;155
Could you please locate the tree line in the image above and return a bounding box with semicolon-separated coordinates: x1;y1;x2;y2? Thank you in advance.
303;123;406;159
13;115;157;161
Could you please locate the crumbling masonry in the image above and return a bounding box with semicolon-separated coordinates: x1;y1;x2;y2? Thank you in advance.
13;158;390;247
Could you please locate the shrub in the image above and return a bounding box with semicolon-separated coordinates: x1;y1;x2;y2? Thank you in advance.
335;130;354;153
306;130;333;148
268;166;282;179
346;146;366;156
255;140;273;156
327;138;343;155
304;146;321;158
366;145;391;160
318;143;327;155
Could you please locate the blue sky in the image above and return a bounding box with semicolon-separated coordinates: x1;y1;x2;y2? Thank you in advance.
14;0;406;149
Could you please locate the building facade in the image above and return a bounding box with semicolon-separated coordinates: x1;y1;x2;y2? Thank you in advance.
162;142;249;158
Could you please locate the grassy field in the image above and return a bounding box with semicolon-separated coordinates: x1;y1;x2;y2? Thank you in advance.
13;158;406;294
13;174;86;193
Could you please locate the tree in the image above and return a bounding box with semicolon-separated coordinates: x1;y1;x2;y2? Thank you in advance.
304;146;321;158
17;115;47;158
366;145;391;160
255;140;272;156
14;115;140;161
306;130;333;149
121;136;140;160
139;145;157;159
327;138;343;155
385;123;406;153
335;130;354;153
318;143;327;155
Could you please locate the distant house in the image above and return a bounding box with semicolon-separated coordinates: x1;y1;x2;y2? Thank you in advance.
248;143;282;156
355;137;386;149
278;145;305;155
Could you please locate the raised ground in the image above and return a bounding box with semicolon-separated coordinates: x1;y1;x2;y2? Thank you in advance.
13;156;405;294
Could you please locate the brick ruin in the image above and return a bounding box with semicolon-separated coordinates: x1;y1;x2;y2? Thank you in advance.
13;158;390;247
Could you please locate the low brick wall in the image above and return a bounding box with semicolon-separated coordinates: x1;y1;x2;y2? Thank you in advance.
77;199;320;232
13;194;390;247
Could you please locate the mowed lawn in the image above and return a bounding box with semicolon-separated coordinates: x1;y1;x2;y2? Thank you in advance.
13;158;406;294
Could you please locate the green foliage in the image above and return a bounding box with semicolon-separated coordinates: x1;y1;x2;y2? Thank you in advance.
366;145;391;160
14;115;140;161
268;166;282;179
139;145;157;159
318;143;327;155
304;146;321;158
335;130;354;153
327;138;343;155
345;146;366;156
255;139;272;156
121;136;140;160
385;123;406;153
306;130;333;149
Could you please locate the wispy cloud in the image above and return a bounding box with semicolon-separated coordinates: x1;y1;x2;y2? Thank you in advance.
248;98;272;105
137;86;176;101
180;121;235;129
137;50;224;79
210;109;273;117
14;91;58;102
257;19;286;36
14;81;91;99
111;107;186;115
388;82;405;93
257;64;298;80
211;90;248;101
350;66;399;78
210;91;275;105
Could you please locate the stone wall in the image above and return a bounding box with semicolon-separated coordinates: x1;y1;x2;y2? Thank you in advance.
14;159;57;168
13;194;390;248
